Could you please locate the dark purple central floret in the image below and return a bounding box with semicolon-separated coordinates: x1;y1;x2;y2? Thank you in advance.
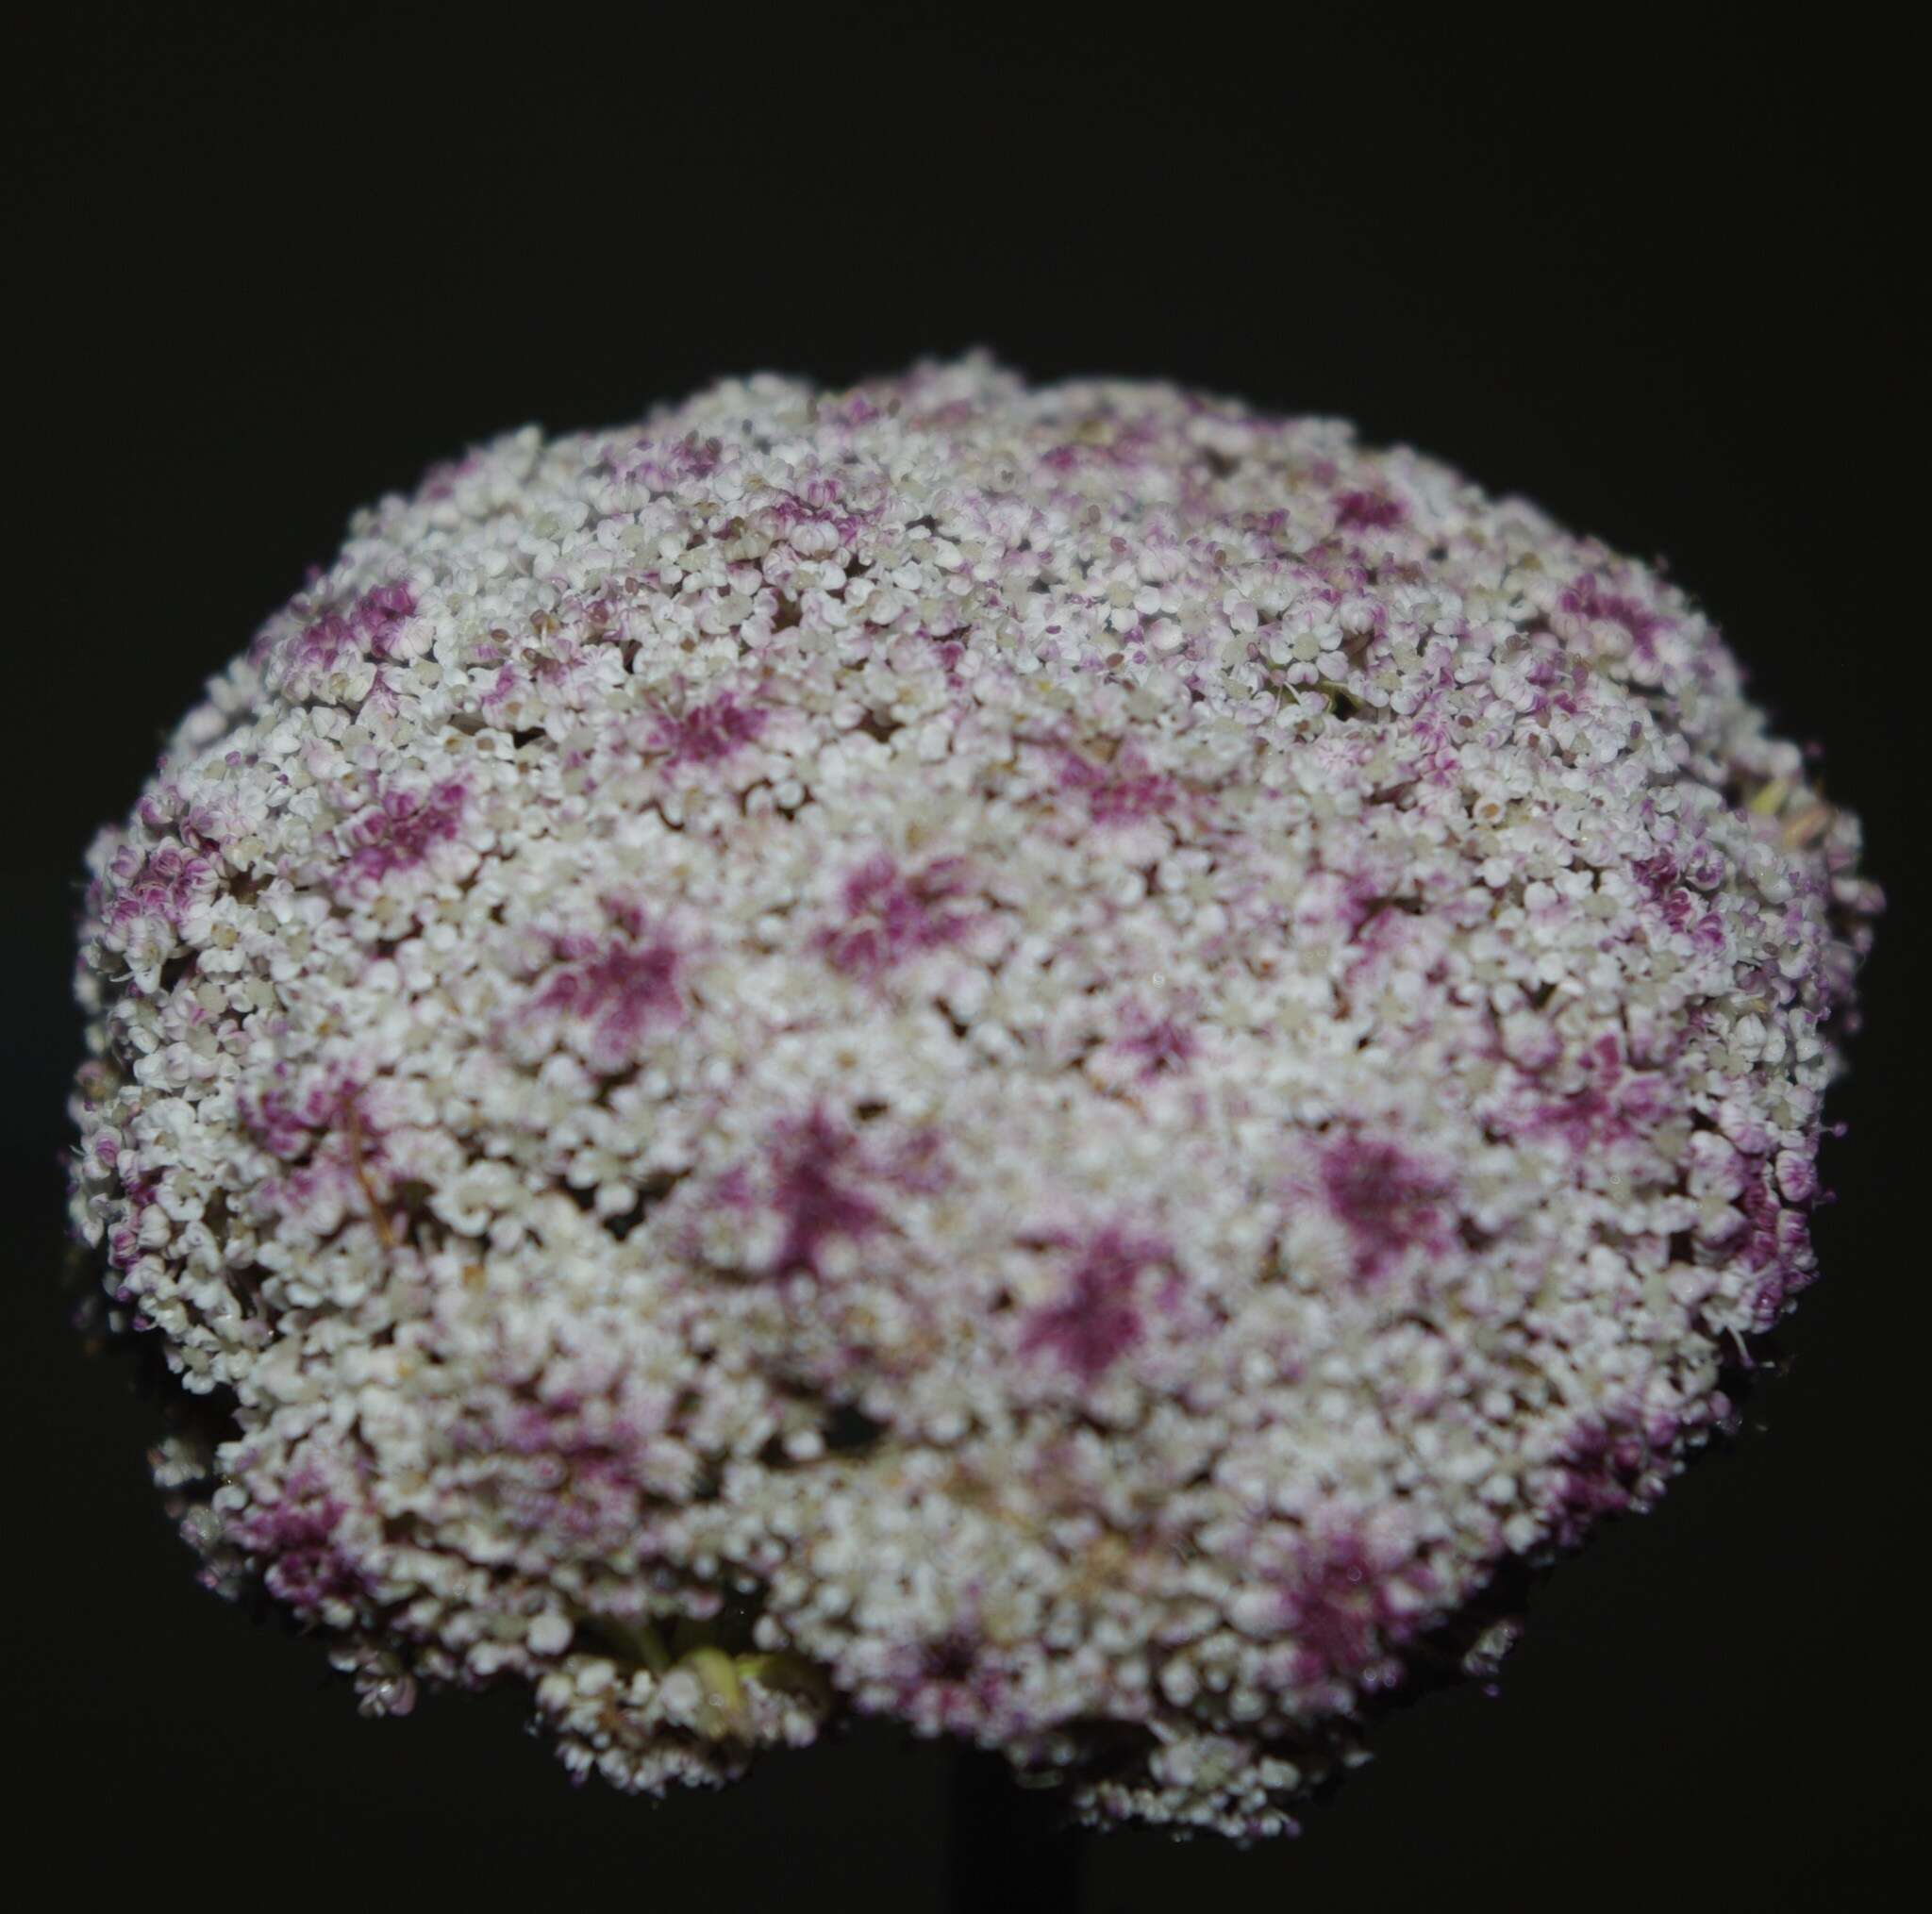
653;691;767;765
231;1473;363;1617
1319;1134;1449;1282
1122;1012;1197;1077
1560;575;1672;661
536;918;684;1069
335;776;468;892
818;854;977;976
1514;1034;1675;1153
105;840;214;933
284;583;417;683
1021;1228;1175;1383
1281;1534;1428;1689
240;1077;341;1161
1058;745;1176;824
354;582;417;657
1332;490;1406;532
764;1110;887;1279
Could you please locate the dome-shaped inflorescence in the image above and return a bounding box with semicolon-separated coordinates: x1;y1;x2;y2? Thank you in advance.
70;358;1876;1837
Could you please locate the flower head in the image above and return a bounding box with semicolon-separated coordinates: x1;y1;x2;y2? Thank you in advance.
69;357;1876;1838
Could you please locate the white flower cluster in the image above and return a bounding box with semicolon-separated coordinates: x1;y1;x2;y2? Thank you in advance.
70;357;1875;1837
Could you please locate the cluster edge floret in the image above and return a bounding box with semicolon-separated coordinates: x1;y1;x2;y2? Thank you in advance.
69;356;1876;1838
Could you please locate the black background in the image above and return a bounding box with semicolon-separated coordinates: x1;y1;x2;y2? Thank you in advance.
6;9;1922;1909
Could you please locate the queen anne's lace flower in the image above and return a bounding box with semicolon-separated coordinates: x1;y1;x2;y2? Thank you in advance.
69;357;1876;1838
